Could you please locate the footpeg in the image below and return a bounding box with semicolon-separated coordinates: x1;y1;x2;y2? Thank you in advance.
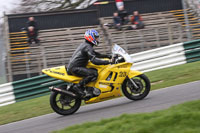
93;87;101;96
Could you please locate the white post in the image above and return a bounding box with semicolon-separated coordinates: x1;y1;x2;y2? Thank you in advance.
3;12;13;82
182;0;192;41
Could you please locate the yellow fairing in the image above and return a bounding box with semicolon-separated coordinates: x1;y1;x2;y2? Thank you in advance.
86;62;132;103
42;62;142;104
128;70;143;79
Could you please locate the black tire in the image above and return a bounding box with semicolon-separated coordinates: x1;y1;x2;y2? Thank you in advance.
122;74;151;100
50;91;81;115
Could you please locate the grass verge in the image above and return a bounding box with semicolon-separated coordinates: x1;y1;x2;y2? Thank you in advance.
54;99;200;133
0;61;200;125
146;61;200;90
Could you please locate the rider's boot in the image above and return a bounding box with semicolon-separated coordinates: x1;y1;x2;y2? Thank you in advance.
73;84;85;97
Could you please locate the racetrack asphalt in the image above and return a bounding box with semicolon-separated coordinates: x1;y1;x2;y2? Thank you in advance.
0;81;200;133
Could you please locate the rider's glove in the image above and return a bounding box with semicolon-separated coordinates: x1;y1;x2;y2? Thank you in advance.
109;59;115;65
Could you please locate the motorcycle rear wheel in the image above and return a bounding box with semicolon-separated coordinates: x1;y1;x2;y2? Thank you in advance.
122;74;150;100
50;91;81;115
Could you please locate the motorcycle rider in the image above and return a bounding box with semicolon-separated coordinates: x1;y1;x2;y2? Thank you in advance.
67;29;112;97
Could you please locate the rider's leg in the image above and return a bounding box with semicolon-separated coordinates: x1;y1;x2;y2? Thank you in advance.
34;38;39;44
71;67;98;96
28;38;32;45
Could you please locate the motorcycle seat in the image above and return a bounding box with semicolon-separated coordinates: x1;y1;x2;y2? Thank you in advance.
42;65;82;82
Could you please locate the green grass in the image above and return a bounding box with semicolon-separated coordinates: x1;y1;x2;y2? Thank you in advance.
0;61;200;125
146;61;200;90
54;99;200;133
0;95;53;125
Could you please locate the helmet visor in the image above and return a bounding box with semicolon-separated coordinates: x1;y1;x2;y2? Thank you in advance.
93;32;99;45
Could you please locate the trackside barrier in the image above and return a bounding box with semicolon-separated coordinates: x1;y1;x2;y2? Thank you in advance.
0;39;200;107
131;39;200;72
0;83;15;106
0;75;66;107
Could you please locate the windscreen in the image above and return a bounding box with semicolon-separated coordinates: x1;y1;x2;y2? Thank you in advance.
112;44;132;63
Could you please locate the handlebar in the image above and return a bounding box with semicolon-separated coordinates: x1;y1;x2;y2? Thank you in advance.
111;54;125;64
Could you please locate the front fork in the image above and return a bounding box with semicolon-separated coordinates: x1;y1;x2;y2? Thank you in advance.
127;70;143;89
128;78;139;89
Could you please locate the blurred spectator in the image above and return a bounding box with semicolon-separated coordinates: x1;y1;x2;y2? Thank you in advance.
130;11;145;29
27;17;38;32
118;6;128;25
113;12;122;30
26;17;40;46
115;0;124;10
27;26;40;46
21;17;39;32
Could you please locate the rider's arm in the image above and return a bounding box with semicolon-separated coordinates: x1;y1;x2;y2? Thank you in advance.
94;51;112;59
85;48;110;65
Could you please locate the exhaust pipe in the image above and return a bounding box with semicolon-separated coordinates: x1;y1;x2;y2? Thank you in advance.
49;86;78;98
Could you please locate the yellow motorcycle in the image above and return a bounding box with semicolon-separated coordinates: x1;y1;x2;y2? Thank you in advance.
42;44;151;115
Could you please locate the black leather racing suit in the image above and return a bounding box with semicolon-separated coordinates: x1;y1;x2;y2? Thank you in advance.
67;41;111;89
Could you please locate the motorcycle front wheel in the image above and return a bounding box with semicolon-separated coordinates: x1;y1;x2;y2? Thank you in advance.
50;91;81;115
122;74;151;100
